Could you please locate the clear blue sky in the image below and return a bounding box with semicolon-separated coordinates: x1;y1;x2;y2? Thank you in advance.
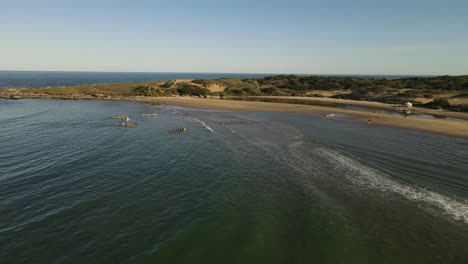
1;0;467;75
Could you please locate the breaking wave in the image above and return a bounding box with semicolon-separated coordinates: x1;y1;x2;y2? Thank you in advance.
316;147;468;223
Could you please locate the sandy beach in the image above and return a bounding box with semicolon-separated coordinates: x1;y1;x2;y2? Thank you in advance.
142;97;468;138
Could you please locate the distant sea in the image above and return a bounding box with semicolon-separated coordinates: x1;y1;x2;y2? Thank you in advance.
0;71;272;88
0;71;432;88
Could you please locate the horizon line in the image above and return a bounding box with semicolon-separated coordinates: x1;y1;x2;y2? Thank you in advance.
0;69;456;77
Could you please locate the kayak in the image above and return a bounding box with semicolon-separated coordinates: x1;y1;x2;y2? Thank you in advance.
112;115;128;119
117;122;137;128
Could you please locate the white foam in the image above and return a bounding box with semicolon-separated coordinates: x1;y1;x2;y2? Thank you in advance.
200;121;214;133
187;117;214;133
317;147;468;224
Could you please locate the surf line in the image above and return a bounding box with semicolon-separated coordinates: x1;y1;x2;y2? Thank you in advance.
200;121;214;133
191;117;214;133
179;115;214;133
317;147;468;224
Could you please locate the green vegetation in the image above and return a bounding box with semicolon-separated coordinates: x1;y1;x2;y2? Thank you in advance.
23;82;163;96
429;98;451;109
191;75;468;111
253;75;468;92
176;85;210;97
133;85;163;96
224;87;261;96
424;98;468;112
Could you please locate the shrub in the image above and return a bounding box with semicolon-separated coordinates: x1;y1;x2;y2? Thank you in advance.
225;88;244;96
192;79;206;85
430;98;451;109
260;87;276;95
241;87;260;96
403;90;419;98
449;104;468;112
133;86;162;96
177;85;209;96
163;88;179;95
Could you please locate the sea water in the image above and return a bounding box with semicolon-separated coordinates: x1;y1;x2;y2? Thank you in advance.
1;99;467;263
0;71;271;88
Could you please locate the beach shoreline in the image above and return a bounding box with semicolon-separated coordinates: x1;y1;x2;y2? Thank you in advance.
150;97;468;138
3;94;468;138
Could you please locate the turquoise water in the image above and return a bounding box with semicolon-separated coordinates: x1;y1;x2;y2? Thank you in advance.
1;99;467;263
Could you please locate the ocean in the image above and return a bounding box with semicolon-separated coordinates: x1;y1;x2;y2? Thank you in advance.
1;99;467;263
0;71;431;88
0;71;273;88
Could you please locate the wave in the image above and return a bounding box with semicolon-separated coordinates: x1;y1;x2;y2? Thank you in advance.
164;106;215;133
168;109;468;224
185;116;214;133
200;121;214;133
316;147;468;224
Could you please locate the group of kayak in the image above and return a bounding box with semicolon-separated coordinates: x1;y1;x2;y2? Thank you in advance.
169;128;187;133
117;122;138;128
112;113;158;128
113;115;137;128
112;115;128;119
112;114;212;132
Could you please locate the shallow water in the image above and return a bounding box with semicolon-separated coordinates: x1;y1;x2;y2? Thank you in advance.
1;99;467;263
342;105;465;121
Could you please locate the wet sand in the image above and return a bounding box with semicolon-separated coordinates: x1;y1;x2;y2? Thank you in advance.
252;96;468;120
145;97;468;138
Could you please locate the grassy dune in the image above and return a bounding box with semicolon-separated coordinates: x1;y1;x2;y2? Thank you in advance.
27;81;165;96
